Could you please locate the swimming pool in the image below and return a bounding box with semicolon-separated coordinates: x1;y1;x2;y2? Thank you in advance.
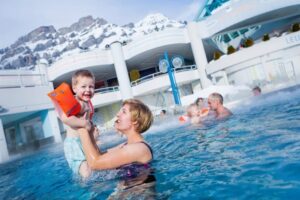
1;86;300;199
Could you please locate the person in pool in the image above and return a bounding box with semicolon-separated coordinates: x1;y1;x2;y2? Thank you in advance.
186;103;202;124
207;92;232;120
160;109;167;117
195;97;205;109
78;99;153;175
252;86;262;96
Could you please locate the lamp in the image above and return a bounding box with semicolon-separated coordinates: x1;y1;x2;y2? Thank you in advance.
158;59;168;73
171;56;184;68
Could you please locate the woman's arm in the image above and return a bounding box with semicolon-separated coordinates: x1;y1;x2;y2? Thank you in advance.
78;128;151;170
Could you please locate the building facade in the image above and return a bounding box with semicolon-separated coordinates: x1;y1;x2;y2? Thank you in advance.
1;0;300;163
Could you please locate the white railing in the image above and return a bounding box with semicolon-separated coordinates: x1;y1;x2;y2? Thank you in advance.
0;65;36;71
0;68;48;89
94;86;119;94
131;72;165;87
72;65;198;95
131;65;197;86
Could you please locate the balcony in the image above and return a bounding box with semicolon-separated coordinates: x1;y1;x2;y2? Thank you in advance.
0;68;53;115
206;31;300;89
92;65;199;107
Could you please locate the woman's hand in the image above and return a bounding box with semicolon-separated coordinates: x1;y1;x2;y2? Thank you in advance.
85;119;92;132
81;112;92;132
92;125;100;139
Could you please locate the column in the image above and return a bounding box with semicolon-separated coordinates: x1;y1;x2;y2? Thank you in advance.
222;70;230;85
109;41;133;100
37;59;49;85
187;22;212;89
41;110;62;143
0;118;9;163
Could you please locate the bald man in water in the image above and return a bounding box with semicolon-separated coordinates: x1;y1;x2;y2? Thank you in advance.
208;93;232;120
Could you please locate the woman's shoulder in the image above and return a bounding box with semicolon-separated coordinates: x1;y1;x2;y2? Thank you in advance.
126;141;151;149
126;141;153;162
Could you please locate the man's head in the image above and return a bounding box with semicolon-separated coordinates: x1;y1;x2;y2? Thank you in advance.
160;109;166;116
252;86;261;96
208;93;223;110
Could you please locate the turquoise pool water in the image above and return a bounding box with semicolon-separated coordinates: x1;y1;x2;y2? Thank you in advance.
1;86;300;199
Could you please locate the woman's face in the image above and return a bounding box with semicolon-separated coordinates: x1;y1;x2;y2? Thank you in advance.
114;104;134;133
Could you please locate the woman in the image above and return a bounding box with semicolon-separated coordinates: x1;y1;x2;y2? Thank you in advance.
78;99;153;172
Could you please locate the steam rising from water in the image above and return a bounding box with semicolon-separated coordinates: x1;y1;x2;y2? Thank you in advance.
98;85;300;148
231;85;300;114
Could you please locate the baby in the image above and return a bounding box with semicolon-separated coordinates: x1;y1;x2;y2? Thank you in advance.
58;70;98;178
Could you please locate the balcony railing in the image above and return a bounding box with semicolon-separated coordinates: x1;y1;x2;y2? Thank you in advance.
94;86;119;94
94;65;197;94
131;65;197;86
93;65;197;95
0;68;48;89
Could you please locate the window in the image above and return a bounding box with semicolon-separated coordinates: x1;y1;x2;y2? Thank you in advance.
239;28;248;35
223;34;231;43
230;31;239;39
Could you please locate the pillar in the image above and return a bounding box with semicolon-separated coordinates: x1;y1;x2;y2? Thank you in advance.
187;22;212;89
41;109;62;143
37;59;49;85
0;118;9;163
222;70;230;85
109;41;133;100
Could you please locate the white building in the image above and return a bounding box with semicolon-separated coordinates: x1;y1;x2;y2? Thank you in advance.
1;0;300;163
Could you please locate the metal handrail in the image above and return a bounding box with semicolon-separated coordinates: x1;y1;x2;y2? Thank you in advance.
94;86;119;94
81;65;197;94
0;68;47;88
131;72;165;87
131;64;197;86
0;66;36;71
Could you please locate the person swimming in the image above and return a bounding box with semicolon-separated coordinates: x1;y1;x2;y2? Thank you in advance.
252;86;262;96
207;92;232;119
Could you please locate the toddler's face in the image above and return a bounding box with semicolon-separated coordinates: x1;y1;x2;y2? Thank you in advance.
73;76;95;102
187;106;199;117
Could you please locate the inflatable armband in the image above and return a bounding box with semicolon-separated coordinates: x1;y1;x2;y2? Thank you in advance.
200;108;209;117
179;115;189;122
48;82;81;117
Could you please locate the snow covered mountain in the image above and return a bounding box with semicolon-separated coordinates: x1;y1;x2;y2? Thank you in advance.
0;13;186;69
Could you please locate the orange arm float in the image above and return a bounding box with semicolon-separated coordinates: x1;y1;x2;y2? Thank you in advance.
47;82;81;117
179;115;189;123
200;108;210;117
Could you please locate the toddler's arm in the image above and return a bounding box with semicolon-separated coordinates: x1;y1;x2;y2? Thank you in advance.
60;112;92;131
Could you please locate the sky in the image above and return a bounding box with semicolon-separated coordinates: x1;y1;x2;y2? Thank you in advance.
0;0;204;48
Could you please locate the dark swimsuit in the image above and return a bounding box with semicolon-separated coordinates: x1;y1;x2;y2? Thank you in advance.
117;141;154;179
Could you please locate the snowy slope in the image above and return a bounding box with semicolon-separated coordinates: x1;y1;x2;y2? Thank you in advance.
0;14;186;69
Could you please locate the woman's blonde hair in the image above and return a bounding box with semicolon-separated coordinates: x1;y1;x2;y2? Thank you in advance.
123;99;153;134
